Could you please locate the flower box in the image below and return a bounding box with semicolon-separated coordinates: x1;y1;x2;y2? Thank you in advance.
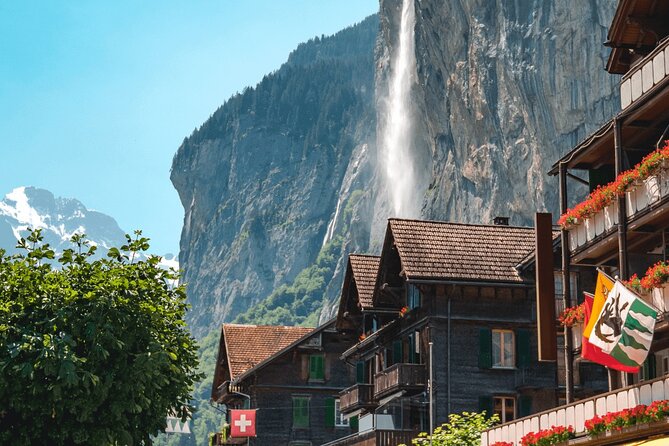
575;223;587;247
594;209;605;235
627;175;661;216
604;201;618;229
585;217;596;241
651;284;669;313
559;144;669;231
569;230;579;251
571;323;583;350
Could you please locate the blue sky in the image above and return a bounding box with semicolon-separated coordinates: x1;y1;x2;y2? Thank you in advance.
0;1;378;255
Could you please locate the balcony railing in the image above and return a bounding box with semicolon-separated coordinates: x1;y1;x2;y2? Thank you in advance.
321;429;416;446
568;167;669;255
480;374;669;446
620;37;669;110
340;383;376;413
374;363;426;399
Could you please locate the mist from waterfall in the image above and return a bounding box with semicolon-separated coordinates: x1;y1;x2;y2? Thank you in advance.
380;0;419;218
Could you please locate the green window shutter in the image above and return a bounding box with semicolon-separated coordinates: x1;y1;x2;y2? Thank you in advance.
325;397;335;428
479;328;492;369
356;361;365;384
649;353;657;379
310;355;324;380
643;354;656;381
516;329;531;368
393;340;403;364
293;397;309;428
519;395;532;417
349;415;358;431
478;395;493;418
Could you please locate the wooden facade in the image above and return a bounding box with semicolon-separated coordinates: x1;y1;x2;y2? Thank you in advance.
333;219;566;446
210;321;358;446
483;0;669;443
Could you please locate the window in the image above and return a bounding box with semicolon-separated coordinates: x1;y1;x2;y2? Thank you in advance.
309;354;325;381
492;330;515;368
554;271;579;314
657;348;669;376
407;284;421;309
493;396;516;423
334;399;349;427
292;396;309;428
408;331;422;364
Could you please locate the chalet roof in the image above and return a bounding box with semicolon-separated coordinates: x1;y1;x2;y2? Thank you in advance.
222;324;313;380
606;0;669;74
349;254;380;309
386;218;536;283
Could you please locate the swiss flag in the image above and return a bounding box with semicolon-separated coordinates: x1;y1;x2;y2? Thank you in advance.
230;409;257;437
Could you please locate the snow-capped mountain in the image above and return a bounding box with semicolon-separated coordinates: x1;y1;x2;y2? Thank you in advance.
0;187;178;270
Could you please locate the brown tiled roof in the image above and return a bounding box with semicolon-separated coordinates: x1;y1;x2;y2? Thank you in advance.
349;254;380;309
388;219;536;283
222;324;313;379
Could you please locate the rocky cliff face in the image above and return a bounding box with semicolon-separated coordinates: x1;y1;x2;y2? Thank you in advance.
171;16;379;334
172;1;621;333
400;0;618;225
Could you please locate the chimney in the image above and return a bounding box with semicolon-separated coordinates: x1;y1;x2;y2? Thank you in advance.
493;216;509;226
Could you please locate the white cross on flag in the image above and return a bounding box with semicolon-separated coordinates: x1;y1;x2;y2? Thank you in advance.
230;409;257;437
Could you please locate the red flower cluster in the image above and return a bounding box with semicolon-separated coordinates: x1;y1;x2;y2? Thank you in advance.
520;425;574;446
490;442;514;446
559;302;586;327
623;273;644;294
640;261;669;290
558;142;669;228
584;400;669;436
399;306;408;317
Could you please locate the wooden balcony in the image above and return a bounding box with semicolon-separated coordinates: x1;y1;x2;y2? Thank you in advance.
340;383;376;413
321;429;416;446
567;169;669;265
481;374;669;446
620;37;669;110
374;363;426;399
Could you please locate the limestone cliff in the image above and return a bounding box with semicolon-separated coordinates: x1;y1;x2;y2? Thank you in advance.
404;0;618;224
170;16;378;334
172;1;621;333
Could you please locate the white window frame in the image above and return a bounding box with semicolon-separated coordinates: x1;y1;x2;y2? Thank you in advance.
492;329;515;368
334;399;349;427
493;396;516;424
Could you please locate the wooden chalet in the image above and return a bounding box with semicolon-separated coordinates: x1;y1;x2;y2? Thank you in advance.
328;218;560;446
482;1;669;444
210;322;357;445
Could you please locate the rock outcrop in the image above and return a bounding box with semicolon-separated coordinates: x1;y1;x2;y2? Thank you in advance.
171;16;379;334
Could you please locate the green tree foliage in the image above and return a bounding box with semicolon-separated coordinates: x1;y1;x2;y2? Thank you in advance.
0;230;203;445
401;412;499;446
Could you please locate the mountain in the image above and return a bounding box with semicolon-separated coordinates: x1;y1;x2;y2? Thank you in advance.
172;0;620;336
0;186;126;256
171;15;379;335
0;186;179;269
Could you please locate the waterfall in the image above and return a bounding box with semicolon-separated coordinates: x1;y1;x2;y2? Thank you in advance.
380;0;419;218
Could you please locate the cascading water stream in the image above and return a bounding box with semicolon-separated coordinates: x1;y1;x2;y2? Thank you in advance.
381;0;419;218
